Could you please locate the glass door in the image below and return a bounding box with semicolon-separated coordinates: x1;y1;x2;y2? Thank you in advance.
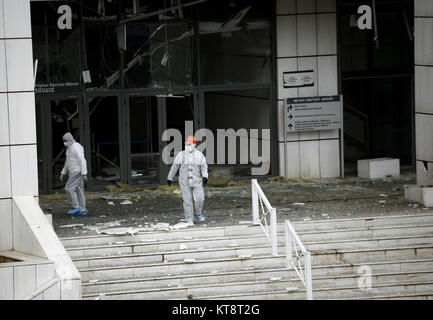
87;95;122;186
128;95;160;184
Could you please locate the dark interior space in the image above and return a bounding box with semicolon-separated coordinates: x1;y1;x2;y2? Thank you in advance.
129;96;159;183
89;96;121;180
338;0;414;171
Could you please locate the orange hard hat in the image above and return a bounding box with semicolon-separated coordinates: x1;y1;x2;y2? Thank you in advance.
184;135;197;144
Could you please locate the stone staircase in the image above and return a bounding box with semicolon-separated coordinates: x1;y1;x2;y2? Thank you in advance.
60;214;433;300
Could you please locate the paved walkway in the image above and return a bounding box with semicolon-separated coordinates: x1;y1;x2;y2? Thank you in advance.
39;172;431;238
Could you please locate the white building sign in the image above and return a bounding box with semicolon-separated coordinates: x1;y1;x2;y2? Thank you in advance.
285;95;343;132
283;70;314;88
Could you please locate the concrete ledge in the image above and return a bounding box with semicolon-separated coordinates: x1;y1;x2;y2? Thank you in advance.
45;214;52;226
12;196;81;299
358;158;400;179
404;185;433;207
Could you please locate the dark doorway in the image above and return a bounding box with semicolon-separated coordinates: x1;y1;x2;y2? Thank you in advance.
128;96;160;184
88;96;121;184
338;0;414;172
35;96;81;193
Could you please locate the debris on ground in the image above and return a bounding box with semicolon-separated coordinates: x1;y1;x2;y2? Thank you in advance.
172;188;181;195
83;225;100;231
170;222;192;230
120;200;133;205
267;176;285;182
115;182;137;192
105;185;122;194
151;222;171;231
59;224;84;228
96;221;122;228
40;192;68;200
207;174;233;187
100;194;131;200
105;182;139;194
41;172;433;238
100;227;137;235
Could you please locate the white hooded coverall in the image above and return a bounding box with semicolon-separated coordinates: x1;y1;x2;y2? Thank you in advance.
61;133;87;211
167;149;208;221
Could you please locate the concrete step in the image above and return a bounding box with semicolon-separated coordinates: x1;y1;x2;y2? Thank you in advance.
193;280;433;300
60;214;433;248
81;271;433;300
81;258;433;295
70;234;433;269
65;224;433;259
77;244;433;282
365;292;433;300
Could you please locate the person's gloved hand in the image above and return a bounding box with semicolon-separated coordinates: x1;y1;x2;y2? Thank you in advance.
203;177;208;185
167;179;172;187
82;175;88;182
60;174;64;183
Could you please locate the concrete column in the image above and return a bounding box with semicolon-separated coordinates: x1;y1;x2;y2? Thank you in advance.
275;0;340;179
405;0;433;206
0;0;38;250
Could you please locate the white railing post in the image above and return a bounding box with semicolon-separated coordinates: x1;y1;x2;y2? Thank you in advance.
285;222;292;267
251;179;259;225
305;252;313;300
270;208;278;256
285;220;313;300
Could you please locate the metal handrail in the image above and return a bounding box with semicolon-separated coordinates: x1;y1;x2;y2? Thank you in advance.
285;219;313;300
251;180;313;299
251;179;278;256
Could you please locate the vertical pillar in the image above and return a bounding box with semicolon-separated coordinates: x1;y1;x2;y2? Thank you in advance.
405;0;433;206
275;0;339;179
0;0;38;250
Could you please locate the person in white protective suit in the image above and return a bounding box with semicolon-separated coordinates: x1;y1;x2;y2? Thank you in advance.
167;135;208;226
60;132;88;216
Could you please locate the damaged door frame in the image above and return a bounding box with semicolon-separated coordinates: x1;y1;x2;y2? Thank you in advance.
35;93;83;194
124;86;200;185
198;83;277;178
84;90;126;185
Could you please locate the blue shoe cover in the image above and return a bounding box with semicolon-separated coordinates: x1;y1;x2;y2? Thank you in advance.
67;208;80;215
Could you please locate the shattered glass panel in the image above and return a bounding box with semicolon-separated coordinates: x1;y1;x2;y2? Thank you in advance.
124;22;193;88
199;23;271;85
84;24;121;90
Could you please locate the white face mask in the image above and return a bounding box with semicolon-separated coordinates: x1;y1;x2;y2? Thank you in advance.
64;141;72;148
185;144;195;153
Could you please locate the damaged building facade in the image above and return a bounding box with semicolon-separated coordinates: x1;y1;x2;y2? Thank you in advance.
18;0;417;192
